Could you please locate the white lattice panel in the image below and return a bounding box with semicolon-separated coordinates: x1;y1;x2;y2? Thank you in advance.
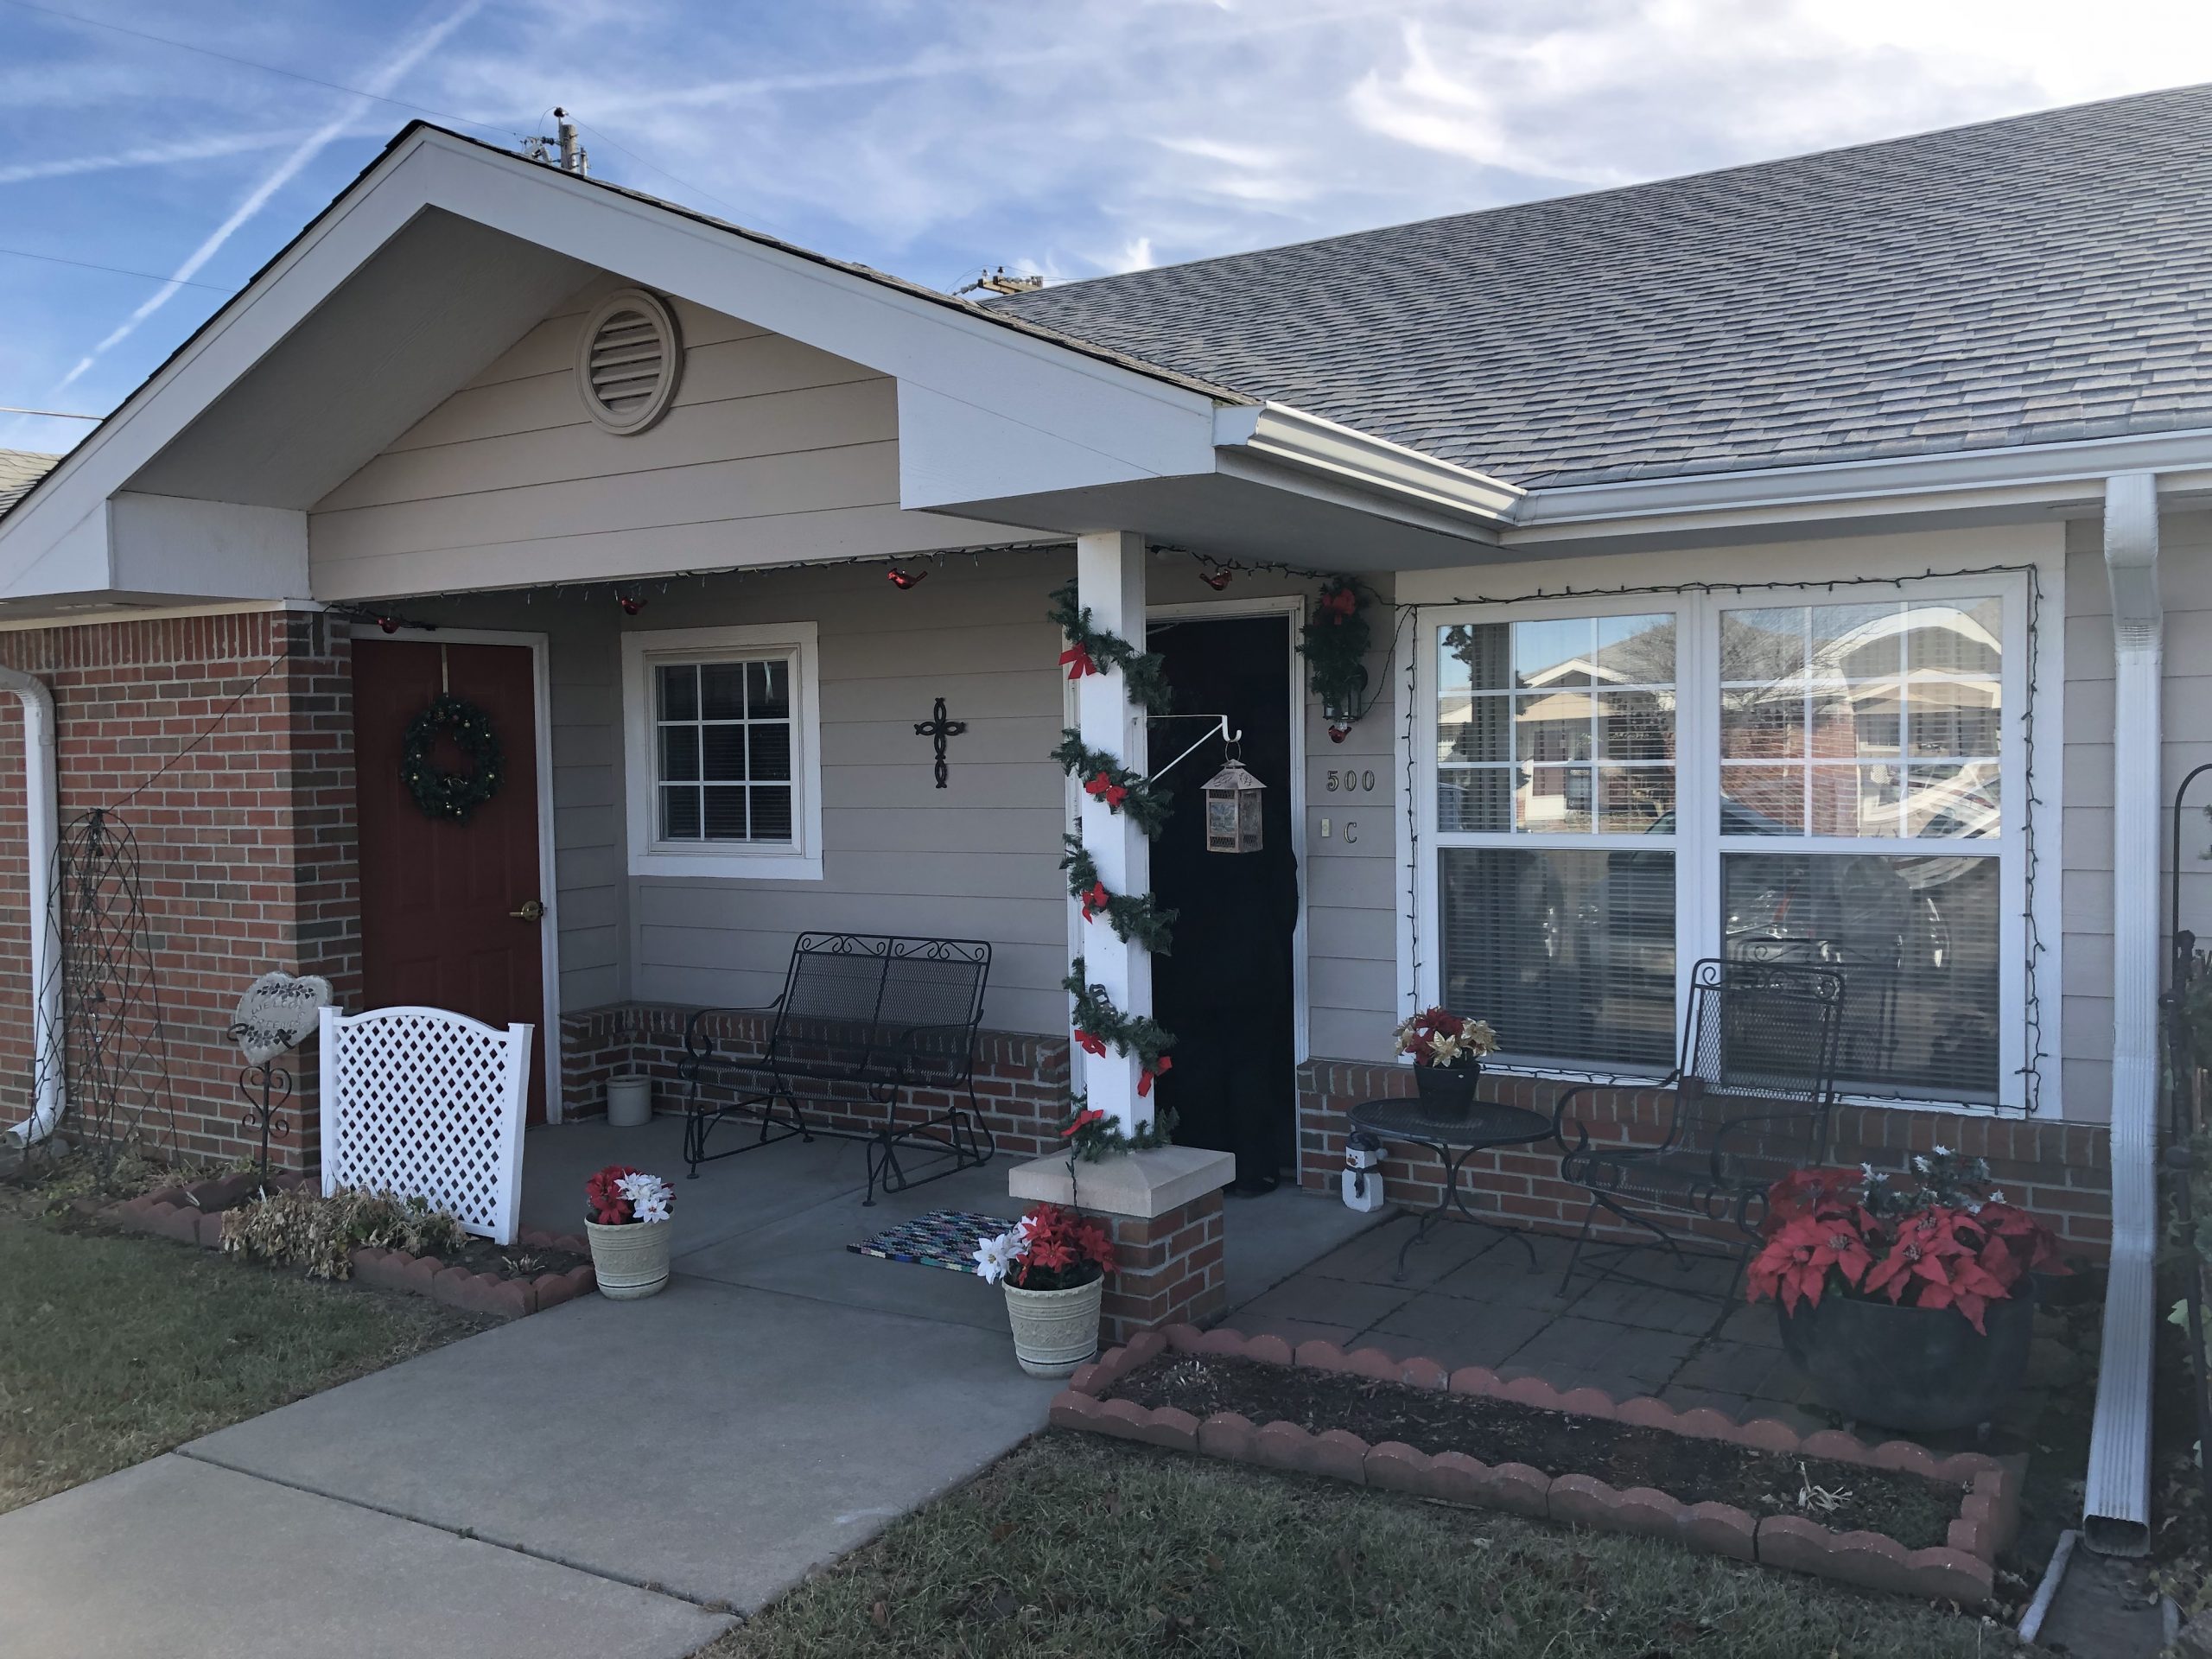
320;1005;532;1245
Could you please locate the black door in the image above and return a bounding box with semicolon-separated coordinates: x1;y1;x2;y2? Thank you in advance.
1146;614;1298;1193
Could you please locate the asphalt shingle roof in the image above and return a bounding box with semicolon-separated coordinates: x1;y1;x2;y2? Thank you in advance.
991;85;2212;488
0;451;59;519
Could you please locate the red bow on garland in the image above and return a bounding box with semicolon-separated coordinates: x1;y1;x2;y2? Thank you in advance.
1061;1106;1108;1139
1319;587;1358;622
1058;644;1098;681
1080;880;1110;921
1073;1029;1109;1058
1138;1054;1174;1096
1084;771;1128;810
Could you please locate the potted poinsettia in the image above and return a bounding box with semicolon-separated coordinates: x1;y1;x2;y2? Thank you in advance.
973;1202;1116;1377
1393;1006;1499;1115
582;1164;675;1300
1747;1151;2063;1431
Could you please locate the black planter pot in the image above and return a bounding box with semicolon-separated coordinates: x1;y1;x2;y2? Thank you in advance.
1777;1281;2036;1433
1412;1064;1478;1116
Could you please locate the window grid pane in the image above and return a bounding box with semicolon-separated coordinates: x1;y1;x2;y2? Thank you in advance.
1719;598;2001;844
652;654;796;845
1438;615;1676;840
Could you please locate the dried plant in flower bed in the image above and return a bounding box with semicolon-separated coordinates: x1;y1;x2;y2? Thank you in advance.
1106;1353;1960;1548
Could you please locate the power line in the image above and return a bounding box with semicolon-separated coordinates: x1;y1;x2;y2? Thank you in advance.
0;0;527;143
0;404;99;420
0;245;238;293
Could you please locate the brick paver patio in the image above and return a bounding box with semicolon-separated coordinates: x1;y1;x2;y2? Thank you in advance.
1231;1214;2052;1440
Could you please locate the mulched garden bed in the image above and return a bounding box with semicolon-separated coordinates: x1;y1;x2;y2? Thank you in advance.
1051;1325;2019;1608
1106;1351;1960;1549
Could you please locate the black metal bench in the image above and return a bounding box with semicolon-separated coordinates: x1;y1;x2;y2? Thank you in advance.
677;932;995;1205
1554;956;1847;1300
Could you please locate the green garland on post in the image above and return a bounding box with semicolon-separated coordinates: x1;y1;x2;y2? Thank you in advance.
1059;1096;1179;1161
400;694;505;823
1060;835;1177;954
1298;575;1375;723
1051;730;1173;836
1064;957;1176;1092
1047;580;1173;714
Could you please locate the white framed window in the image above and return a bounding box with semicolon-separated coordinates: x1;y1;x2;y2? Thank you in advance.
621;623;823;880
1414;574;2032;1111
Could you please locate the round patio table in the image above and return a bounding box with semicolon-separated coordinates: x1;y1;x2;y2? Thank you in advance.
1349;1095;1554;1281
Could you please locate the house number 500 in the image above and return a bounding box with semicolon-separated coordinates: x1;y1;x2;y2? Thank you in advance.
1325;770;1376;793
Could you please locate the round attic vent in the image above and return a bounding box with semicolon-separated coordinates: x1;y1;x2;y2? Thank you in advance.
576;288;683;435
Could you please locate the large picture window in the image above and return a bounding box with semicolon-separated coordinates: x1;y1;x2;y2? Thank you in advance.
1423;583;2026;1107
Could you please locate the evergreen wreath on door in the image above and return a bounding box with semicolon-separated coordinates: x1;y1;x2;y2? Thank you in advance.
401;694;505;823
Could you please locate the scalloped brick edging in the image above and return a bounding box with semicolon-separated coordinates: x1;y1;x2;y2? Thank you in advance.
1052;1325;2016;1607
100;1196;594;1320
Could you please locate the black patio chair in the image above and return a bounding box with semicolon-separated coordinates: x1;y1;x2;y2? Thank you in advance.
1553;956;1847;1300
677;932;995;1205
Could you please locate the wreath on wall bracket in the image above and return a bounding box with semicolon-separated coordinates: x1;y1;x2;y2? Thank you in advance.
401;694;505;823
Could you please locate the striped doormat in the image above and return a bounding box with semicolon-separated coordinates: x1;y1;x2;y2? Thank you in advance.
847;1209;1016;1275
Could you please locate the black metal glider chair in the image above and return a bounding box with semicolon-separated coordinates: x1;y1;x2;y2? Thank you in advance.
677;932;995;1205
1553;956;1847;1299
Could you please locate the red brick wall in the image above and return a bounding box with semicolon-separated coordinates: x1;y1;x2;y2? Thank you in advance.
0;610;357;1169
558;1002;1072;1160
1099;1190;1225;1344
1297;1058;2113;1256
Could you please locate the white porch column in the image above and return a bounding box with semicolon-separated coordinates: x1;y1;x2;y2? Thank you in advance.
1074;530;1153;1131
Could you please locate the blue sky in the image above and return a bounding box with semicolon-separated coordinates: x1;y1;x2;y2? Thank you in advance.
4;0;2210;457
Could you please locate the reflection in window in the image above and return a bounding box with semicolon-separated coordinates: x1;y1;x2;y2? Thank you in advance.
1721;853;2000;1102
1439;615;1675;834
1441;847;1676;1071
1719;599;1999;840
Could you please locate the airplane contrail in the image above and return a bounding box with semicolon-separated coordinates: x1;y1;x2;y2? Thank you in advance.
53;0;484;393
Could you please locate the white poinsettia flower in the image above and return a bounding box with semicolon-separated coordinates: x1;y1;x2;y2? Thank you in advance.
973;1232;1018;1283
1988;1189;2005;1205
1933;1144;1953;1158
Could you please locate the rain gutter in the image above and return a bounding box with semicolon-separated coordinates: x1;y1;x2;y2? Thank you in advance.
2083;470;2163;1554
0;664;62;1147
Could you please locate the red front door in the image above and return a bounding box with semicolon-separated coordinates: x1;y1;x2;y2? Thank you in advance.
352;639;548;1122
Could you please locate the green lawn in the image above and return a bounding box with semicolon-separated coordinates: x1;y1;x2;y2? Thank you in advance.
0;1210;486;1512
703;1434;2018;1659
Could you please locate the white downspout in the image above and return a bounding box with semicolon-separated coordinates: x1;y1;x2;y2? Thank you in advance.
0;665;63;1148
2084;471;2162;1555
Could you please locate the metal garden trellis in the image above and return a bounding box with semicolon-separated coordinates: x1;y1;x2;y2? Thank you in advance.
50;808;175;1173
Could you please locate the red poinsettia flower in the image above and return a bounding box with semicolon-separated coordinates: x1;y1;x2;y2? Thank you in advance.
1745;1212;1872;1313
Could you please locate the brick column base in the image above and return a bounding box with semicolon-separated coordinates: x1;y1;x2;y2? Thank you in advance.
1007;1146;1236;1345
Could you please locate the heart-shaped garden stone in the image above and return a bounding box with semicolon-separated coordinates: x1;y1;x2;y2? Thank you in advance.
228;972;334;1065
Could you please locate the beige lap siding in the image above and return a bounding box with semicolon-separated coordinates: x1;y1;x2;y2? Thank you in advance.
0;610;359;1169
1296;1059;2113;1257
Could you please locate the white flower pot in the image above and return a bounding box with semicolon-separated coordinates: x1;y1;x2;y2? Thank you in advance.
585;1217;671;1300
1002;1277;1103;1377
606;1075;653;1128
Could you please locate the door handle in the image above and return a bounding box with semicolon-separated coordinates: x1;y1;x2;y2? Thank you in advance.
510;899;545;922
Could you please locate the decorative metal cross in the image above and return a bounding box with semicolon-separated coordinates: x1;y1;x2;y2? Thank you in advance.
913;696;968;790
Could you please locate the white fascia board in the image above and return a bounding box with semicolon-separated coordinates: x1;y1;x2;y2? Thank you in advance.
1214;403;1523;528
0;144;440;601
109;494;306;598
1510;426;2212;539
0;127;1225;599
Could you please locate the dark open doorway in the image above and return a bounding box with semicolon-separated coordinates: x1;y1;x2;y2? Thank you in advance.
1147;613;1299;1192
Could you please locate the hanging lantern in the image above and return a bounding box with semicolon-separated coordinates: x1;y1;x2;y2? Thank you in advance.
1202;753;1266;854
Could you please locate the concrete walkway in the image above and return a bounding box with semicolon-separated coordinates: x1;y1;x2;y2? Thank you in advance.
0;1119;1367;1658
